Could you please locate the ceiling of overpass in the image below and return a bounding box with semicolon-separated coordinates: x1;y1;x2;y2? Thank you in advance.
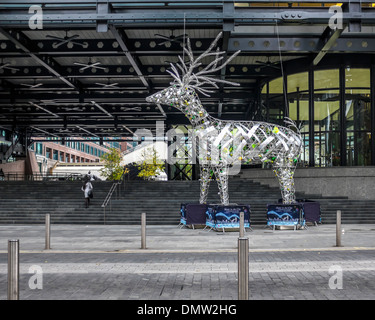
0;0;374;140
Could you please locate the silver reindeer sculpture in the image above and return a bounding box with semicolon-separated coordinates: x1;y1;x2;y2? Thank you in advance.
146;32;302;205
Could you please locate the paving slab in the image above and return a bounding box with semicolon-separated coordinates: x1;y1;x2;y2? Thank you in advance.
0;223;374;302
0;223;374;252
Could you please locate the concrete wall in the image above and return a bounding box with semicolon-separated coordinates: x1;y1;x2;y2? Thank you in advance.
238;167;375;200
0;151;39;179
53;163;105;180
25;150;40;176
0;159;25;177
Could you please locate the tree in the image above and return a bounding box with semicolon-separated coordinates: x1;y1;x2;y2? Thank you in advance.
100;147;128;181
137;147;165;180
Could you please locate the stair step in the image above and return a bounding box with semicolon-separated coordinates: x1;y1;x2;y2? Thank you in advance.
0;179;373;225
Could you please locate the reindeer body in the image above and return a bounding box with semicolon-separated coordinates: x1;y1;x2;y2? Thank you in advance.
146;32;302;205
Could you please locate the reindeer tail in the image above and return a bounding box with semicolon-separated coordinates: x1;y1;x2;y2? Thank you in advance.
284;117;301;135
284;117;303;156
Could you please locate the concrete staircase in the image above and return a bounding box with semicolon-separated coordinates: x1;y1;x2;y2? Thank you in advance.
0;181;112;225
0;179;375;225
107;179;284;225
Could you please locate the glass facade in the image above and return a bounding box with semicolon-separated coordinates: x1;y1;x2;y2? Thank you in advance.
288;72;309;166
344;68;371;166
314;69;341;167
28;137;112;165
261;66;373;167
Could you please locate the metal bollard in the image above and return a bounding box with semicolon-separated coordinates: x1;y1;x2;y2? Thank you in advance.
238;237;249;300
239;212;245;238
8;239;19;300
141;212;146;249
45;213;51;250
336;210;342;247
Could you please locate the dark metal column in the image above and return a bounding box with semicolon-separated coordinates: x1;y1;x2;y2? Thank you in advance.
7;239;19;300
339;65;347;166
308;67;315;167
283;71;288;119
266;82;270;122
371;63;375;165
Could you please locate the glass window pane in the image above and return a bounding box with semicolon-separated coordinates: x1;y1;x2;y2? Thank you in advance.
314;70;340;128
300;133;309;167
345;68;371;131
314;69;339;90
314;131;341;167
289;99;309;133
314;69;341;166
314;99;340;131
288;72;309;134
345;68;370;88
346;131;371;166
288;72;308;93
268;77;285;123
36;143;43;155
269;77;283;94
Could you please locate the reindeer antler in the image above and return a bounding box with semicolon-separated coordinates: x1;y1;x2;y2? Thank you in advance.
167;32;241;96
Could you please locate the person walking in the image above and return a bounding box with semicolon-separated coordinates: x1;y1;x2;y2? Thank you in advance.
87;171;93;181
81;178;93;208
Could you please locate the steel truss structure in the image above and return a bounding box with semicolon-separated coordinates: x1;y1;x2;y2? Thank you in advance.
0;0;374;148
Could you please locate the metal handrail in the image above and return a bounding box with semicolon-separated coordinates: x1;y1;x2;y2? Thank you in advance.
101;181;119;208
0;172;85;181
122;141;152;156
101;168;127;208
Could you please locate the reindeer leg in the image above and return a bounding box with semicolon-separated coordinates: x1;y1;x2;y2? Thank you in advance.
199;165;211;204
272;158;297;204
214;166;230;205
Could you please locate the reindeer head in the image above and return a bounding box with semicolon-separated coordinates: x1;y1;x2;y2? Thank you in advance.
146;32;241;115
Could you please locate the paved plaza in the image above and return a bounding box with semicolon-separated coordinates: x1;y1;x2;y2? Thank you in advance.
0;223;375;301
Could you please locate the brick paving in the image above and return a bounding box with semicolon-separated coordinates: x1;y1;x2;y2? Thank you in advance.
0;224;375;300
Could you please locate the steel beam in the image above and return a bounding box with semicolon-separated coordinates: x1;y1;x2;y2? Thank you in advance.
96;1;110;33
313;26;346;66
228;36;375;53
2;35;375;57
343;1;362;33
109;25;151;89
311;1;361;66
0;90;253;102
30;126;60;137
29;102;60;118
76;125;100;138
0;64;277;82
0;38;214;56
2;8;375;28
0;28;79;89
0;0;365;4
91;101;114;117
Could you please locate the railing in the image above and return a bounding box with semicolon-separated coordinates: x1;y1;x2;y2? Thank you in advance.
101;169;128;224
101;181;121;208
0;172;84;181
122;141;153;157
